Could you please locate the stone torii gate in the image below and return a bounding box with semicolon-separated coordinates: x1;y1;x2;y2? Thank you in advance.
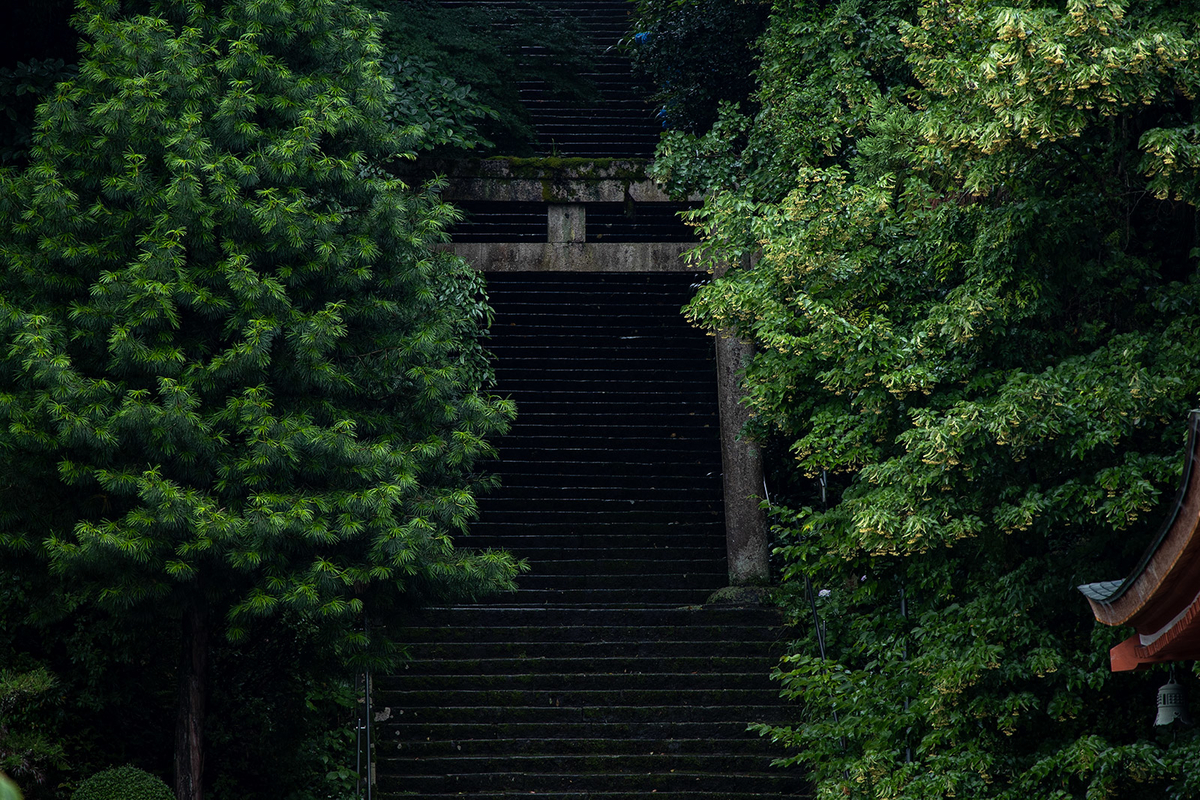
437;157;770;588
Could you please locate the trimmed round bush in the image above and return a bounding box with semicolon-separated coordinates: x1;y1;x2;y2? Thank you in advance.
72;766;172;800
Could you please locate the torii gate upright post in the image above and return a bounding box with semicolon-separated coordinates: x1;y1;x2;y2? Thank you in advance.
714;330;770;586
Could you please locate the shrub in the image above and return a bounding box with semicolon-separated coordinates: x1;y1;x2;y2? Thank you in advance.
72;766;171;800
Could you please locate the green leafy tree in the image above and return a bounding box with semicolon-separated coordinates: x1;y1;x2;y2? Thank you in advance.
0;0;77;165
72;766;173;800
654;0;1200;797
0;1;519;798
363;0;598;155
0;668;63;793
626;0;768;133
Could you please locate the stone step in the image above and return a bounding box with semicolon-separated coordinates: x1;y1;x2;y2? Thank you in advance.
386;793;799;800
490;423;718;441
469;588;713;606
483;478;719;491
388;735;779;757
378;768;799;794
493;357;709;371
497;366;716;381
491;424;717;439
381;671;776;691
373;703;788;726
396;606;781;627
487;453;720;472
489;338;710;353
393;638;773;660
500;557;727;576
513;572;722;589
379;687;779;711
487;458;718;475
395;617;774;640
479;469;721;487
490;307;704;320
380;752;785;778
481;482;720;495
491;444;719;459
461;526;726;547
457;544;727;562
479;509;721;526
378;720;778;743
393;654;774;676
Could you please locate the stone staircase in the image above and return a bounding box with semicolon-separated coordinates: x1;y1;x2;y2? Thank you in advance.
470;272;726;607
441;0;661;158
373;274;809;799
516;0;661;158
375;607;798;799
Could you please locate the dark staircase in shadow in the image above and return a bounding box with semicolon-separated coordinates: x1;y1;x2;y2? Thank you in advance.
471;273;725;607
441;0;661;158
374;274;808;799
376;607;795;799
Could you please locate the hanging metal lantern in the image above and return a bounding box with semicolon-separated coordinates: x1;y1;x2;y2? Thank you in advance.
1154;674;1194;726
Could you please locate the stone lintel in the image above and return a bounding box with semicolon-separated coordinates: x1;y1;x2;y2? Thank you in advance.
447;176;671;204
446;242;702;272
421;157;691;203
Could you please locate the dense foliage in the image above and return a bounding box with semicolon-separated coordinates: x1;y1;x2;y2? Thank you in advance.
363;0;597;155
0;0;76;166
72;766;173;800
0;668;62;789
652;0;1200;797
0;0;519;796
626;0;768;133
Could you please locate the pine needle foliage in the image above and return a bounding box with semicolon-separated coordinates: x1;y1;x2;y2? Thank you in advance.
0;0;519;652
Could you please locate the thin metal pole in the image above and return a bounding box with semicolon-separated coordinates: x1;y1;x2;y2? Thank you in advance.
364;615;373;800
811;470;843;745
365;666;373;800
355;669;363;800
900;584;911;763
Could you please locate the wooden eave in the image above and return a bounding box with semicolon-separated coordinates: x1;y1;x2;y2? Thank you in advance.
1078;410;1200;671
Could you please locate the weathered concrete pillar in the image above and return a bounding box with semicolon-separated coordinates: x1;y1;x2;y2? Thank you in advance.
548;204;586;243
714;330;769;586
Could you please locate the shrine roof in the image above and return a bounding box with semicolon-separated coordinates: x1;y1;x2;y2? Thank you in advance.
1079;410;1200;670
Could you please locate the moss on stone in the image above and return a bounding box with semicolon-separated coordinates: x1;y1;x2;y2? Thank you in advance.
705;585;774;607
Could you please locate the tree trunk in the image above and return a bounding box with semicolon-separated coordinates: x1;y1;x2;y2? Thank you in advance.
174;602;209;800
